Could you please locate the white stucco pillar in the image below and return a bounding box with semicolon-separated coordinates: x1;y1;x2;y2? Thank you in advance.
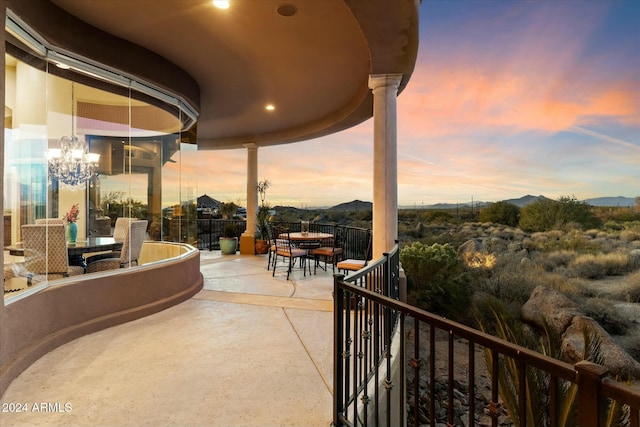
369;74;403;259
240;143;258;254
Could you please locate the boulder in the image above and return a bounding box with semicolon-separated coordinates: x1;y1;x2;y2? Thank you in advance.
457;239;484;264
485;237;508;254
458;238;483;254
562;316;640;379
521;286;581;336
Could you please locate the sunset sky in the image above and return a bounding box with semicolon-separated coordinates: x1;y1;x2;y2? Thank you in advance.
169;0;640;208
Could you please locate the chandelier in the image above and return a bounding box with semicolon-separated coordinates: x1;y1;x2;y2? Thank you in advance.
46;82;100;186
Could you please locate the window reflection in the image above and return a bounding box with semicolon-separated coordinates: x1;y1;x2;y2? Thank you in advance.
4;44;194;300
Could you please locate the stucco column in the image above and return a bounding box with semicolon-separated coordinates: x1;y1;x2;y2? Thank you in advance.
369;74;402;259
0;0;7;364
240;143;258;254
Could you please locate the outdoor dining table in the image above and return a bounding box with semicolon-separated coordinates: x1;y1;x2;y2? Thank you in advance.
284;232;333;243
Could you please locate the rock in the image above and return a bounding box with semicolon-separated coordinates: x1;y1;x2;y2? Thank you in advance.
521;286;582;335
562;316;640;379
458;239;483;258
629;249;640;267
486;237;508;253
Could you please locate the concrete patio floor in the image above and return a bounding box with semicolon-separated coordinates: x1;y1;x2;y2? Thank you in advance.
1;251;336;427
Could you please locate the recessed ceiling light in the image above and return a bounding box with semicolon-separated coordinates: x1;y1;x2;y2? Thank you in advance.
213;0;230;9
277;4;297;17
55;62;70;69
265;104;275;111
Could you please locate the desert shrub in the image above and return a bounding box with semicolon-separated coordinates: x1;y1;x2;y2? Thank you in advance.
478;201;520;227
532;230;600;253
422;210;455;224
534;250;576;271
603;220;624;231
540;272;581;296
620;228;640;242
584;228;601;238
568;252;632;279
519;196;601;232
478;254;540;310
607;271;640;304
400;242;471;320
582;298;631;335
626;271;640;303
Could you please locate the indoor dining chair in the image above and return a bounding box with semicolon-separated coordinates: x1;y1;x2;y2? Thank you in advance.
35;218;65;225
11;224;85;285
86;220;147;272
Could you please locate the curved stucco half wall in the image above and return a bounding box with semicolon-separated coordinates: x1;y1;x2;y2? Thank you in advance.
0;243;203;397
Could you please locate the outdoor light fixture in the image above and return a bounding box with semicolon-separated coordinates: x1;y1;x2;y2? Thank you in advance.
46;82;100;186
213;0;230;9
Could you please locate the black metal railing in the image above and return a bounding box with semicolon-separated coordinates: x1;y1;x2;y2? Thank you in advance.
333;251;640;427
196;220;370;257
196;219;246;250
333;244;402;427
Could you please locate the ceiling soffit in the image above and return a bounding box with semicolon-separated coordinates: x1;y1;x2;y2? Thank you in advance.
15;0;420;149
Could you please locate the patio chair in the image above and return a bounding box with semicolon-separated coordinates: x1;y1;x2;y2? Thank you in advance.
266;223;277;270
86;220;147;273
271;224;309;280
311;226;345;273
11;224;84;285
337;230;372;275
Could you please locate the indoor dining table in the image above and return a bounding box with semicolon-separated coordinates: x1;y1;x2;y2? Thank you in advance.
7;237;124;270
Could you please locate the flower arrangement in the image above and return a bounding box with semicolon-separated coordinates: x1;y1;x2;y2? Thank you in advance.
63;203;79;223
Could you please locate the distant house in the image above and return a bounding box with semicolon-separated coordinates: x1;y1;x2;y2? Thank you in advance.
197;194;222;218
198;194;221;210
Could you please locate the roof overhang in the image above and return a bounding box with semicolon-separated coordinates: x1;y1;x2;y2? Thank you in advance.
8;0;420;149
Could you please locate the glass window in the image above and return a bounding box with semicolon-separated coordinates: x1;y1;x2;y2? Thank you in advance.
4;41;194;301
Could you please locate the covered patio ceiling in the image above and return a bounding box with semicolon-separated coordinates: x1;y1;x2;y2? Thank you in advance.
9;0;420;150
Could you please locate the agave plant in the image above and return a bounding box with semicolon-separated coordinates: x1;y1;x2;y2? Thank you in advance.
475;297;629;427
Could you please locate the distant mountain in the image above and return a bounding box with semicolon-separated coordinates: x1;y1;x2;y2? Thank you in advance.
502;194;550;207
583;196;636;207
328;200;372;212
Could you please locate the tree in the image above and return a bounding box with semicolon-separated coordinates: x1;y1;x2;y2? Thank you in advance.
519;196;601;232
479;201;520;226
101;191;147;224
219;202;239;220
519;198;559;232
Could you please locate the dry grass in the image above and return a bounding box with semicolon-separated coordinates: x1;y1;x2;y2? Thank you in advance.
568;252;633;279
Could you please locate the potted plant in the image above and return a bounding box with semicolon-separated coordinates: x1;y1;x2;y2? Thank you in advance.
255;204;271;254
219;222;238;254
254;179;271;254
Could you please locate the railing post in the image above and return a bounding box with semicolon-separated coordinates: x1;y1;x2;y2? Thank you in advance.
576;360;609;427
208;217;213;251
333;273;346;427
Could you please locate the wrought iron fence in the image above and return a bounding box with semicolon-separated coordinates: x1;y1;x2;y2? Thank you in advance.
196;220;369;258
333;249;640;427
196;219;246;250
